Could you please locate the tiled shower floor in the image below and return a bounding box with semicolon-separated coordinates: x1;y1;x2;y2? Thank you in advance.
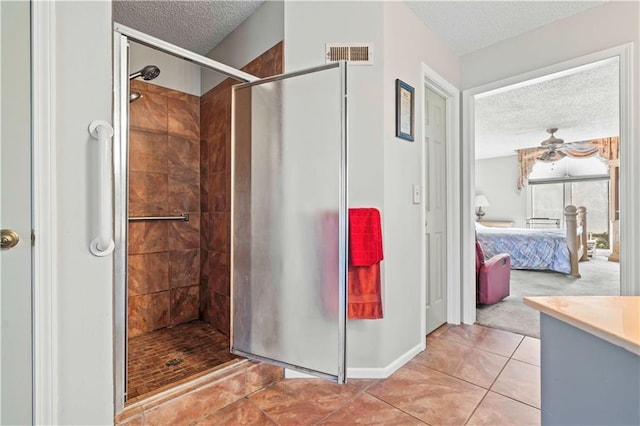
127;320;237;401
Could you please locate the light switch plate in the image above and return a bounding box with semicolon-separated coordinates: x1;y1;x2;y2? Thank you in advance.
412;184;421;204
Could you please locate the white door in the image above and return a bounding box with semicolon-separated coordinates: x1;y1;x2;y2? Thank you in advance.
0;1;34;423
424;87;447;335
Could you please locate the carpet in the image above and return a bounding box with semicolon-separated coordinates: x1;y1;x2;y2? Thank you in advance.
476;253;620;338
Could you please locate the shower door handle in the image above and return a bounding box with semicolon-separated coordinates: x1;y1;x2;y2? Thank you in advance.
88;120;115;256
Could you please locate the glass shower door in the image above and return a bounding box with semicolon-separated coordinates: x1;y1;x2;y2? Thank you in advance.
231;62;348;382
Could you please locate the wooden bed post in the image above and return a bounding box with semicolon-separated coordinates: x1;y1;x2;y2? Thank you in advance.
564;205;581;278
577;206;588;261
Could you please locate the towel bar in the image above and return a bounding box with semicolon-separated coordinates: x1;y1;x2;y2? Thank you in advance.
128;213;189;222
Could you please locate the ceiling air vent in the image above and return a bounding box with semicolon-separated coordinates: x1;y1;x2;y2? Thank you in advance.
326;43;373;65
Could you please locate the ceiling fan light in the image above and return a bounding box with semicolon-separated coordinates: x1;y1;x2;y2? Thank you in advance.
538;149;566;162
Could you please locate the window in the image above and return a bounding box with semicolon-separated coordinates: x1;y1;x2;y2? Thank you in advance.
571;180;609;233
529;179;609;233
528;156;610;234
530;183;564;224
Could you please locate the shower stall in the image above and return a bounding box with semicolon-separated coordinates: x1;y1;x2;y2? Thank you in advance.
113;24;348;412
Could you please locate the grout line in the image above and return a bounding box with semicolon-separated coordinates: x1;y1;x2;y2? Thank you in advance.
246;397;281;425
488;389;542;411
409;362;494;391
311;384;366;425
434;328;524;358
463;389;490;425
365;392;431;425
487;352;513;391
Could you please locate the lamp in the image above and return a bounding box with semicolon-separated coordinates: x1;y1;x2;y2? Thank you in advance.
475;195;490;221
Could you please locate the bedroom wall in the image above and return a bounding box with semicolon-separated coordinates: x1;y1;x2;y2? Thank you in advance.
475;155;527;227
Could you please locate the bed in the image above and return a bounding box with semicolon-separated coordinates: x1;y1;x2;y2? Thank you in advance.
476;205;588;277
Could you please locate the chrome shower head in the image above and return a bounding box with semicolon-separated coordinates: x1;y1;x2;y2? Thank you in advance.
130;92;143;103
129;65;160;81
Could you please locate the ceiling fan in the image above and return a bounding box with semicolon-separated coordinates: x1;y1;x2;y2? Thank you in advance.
536;128;596;162
537;128;566;161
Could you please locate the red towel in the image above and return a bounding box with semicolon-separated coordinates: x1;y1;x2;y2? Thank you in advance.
348;208;383;319
348;263;382;319
349;208;383;266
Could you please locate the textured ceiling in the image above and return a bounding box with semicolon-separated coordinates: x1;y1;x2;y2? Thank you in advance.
475;58;619;160
405;1;604;56
114;1;606;58
113;0;264;55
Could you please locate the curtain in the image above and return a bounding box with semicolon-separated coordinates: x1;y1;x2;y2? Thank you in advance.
516;137;619;191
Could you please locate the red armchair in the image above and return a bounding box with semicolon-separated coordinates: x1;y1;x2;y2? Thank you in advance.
476;240;511;305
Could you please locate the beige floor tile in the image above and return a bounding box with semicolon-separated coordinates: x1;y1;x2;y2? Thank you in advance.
194;399;276;425
512;336;541;366
368;362;486;425
491;359;541;408
319;393;425;425
248;379;359;425
440;324;523;357
467;391;540;425
413;336;508;388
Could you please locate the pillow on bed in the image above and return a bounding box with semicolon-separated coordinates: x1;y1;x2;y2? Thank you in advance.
475;222;488;229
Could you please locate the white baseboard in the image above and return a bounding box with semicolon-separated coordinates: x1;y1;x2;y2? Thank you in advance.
347;342;425;379
284;342;425;380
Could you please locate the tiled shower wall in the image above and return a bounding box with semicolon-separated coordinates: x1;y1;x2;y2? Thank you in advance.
128;80;201;338
200;42;284;335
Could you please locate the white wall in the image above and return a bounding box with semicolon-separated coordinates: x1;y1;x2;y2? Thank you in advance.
475;156;527;227
460;2;639;90
129;41;201;96
284;1;386;210
380;1;460;367
201;1;284;94
54;2;113;424
284;1;388;370
285;1;461;371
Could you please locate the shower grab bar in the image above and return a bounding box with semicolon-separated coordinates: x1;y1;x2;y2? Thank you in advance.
128;213;190;222
89;120;115;256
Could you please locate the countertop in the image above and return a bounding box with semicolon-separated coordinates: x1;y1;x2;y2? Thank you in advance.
524;296;640;356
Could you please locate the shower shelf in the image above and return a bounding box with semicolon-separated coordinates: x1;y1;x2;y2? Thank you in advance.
128;213;189;222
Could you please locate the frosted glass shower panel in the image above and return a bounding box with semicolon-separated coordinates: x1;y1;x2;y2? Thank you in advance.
232;64;346;379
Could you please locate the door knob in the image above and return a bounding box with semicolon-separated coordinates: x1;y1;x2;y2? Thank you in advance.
1;229;20;250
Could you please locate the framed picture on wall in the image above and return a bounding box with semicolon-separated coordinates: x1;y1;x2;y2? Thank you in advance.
395;79;414;141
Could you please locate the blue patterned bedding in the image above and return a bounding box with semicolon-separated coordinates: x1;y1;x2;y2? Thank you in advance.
476;227;571;274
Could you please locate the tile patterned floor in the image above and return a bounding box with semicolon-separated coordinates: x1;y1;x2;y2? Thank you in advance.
189;324;541;425
127;320;237;400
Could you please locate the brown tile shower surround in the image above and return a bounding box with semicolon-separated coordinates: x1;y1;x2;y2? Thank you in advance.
128;80;202;337
200;41;284;336
116;324;541;425
126;320;238;400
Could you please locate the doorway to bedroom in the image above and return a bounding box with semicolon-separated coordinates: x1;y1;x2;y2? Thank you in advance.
472;56;621;338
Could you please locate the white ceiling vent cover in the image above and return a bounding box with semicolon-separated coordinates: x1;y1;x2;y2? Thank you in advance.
326;43;373;65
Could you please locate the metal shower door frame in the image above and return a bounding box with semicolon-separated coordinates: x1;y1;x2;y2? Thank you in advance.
229;62;349;383
112;24;349;413
112;24;258;414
